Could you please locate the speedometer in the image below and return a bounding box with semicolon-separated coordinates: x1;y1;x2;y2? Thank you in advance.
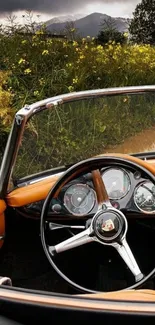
102;168;131;200
64;184;96;216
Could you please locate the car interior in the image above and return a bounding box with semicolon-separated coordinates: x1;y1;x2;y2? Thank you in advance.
1;88;155;322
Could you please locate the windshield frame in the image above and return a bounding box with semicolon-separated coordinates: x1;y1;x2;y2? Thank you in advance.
1;85;155;198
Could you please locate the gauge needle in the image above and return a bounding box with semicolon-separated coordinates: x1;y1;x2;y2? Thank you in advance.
140;195;152;206
77;190;89;207
108;181;117;192
142;184;154;195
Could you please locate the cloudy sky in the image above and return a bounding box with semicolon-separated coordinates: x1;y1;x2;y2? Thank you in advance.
0;0;140;24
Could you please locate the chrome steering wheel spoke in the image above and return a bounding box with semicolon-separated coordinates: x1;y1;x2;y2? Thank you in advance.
48;222;85;231
49;226;94;255
113;237;144;282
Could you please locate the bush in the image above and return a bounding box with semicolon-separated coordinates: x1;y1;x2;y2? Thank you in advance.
0;70;13;159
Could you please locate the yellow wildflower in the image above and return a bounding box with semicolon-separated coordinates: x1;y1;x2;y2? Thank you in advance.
79;54;85;60
97;45;103;50
21;40;27;45
18;58;26;65
42;50;49;56
66;63;72;67
73;78;78;84
35;30;44;35
32;35;37;41
47;39;53;44
68;86;74;92
124;32;129;38
24;68;32;75
39;78;45;86
34;90;39;96
73;41;78;47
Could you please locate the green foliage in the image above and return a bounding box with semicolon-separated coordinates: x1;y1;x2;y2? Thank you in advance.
97;29;126;45
0;71;13;161
1;20;155;171
129;0;155;44
0;71;13;126
97;18;127;45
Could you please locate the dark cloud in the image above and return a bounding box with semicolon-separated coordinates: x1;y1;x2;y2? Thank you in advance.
0;0;139;14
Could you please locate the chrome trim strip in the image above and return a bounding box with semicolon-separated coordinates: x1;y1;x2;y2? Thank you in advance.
26;171;64;186
16;86;155;120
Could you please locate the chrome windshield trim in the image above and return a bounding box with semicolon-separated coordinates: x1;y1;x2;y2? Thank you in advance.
16;85;155;120
17;171;64;187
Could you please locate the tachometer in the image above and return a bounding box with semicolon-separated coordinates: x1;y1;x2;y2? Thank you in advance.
134;181;155;213
64;184;96;216
102;168;130;200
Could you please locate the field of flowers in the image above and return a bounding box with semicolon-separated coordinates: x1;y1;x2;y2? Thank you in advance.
1;30;155;109
1;28;155;166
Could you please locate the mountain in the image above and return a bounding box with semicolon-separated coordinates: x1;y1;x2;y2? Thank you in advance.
44;12;129;37
44;14;84;25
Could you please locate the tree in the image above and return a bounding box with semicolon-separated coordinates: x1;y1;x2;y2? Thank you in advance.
129;0;155;44
64;21;79;40
97;17;126;45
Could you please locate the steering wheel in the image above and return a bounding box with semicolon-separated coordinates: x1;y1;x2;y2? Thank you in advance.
40;155;155;293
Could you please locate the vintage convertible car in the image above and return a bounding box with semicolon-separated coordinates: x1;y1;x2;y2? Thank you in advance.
1;86;155;323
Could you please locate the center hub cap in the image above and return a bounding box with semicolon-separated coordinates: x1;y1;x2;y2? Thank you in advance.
93;209;125;242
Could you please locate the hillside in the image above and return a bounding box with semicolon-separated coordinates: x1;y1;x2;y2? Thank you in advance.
44;12;129;37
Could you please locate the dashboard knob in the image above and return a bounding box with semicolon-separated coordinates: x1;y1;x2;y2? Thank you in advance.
52;204;61;213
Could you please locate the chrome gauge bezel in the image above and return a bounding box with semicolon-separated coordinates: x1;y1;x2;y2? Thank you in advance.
63;183;97;217
101;167;131;200
134;180;155;214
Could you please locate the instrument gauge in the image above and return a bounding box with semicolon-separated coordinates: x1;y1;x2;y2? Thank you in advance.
134;181;155;213
102;168;131;200
64;183;96;216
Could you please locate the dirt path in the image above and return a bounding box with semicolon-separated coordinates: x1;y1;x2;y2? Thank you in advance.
106;127;155;154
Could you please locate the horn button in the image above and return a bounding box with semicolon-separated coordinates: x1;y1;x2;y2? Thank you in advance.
93;210;125;243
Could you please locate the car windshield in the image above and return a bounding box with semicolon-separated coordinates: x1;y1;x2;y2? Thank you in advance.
13;91;155;180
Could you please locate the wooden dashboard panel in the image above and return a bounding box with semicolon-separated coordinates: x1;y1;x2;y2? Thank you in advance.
6;154;155;208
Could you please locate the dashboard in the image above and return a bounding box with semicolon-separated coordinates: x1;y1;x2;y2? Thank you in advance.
17;165;155;219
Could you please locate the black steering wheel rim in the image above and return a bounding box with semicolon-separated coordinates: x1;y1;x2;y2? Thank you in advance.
40;155;155;293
